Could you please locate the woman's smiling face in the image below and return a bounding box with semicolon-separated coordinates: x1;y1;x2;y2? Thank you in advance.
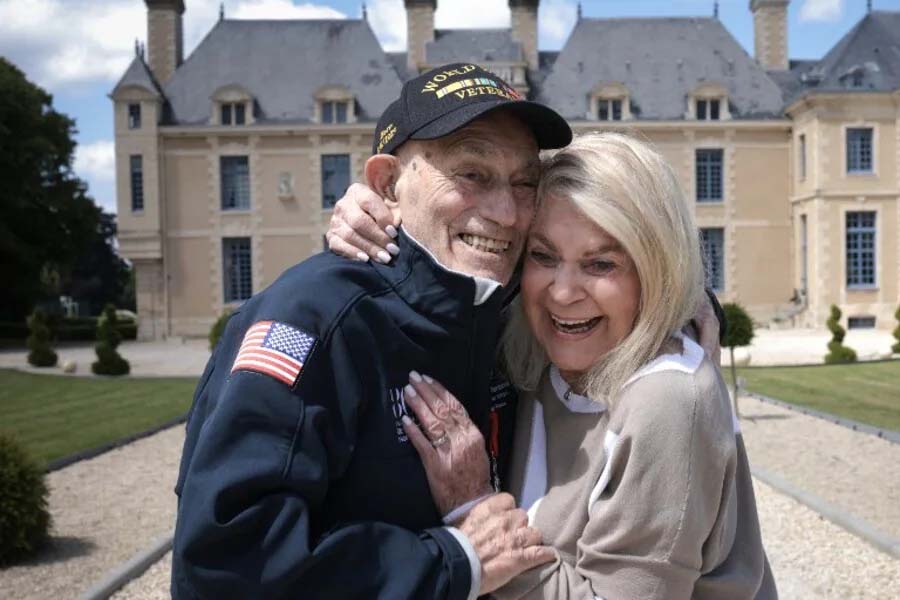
521;195;642;385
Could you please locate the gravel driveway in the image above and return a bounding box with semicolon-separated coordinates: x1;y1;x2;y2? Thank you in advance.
111;478;900;600
3;396;899;599
0;426;184;599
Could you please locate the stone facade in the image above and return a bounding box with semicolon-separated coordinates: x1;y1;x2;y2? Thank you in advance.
113;2;900;339
406;0;436;73
751;0;789;71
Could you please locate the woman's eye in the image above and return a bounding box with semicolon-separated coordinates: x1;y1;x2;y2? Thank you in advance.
585;260;615;274
529;250;556;266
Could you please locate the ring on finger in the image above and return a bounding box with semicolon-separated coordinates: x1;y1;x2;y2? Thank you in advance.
431;432;450;448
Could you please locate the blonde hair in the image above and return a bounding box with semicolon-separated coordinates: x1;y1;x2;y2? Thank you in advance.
502;132;705;403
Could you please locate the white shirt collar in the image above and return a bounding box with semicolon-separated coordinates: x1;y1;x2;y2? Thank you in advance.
549;365;608;414
403;228;502;306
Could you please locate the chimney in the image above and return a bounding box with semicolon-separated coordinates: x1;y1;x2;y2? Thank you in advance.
750;0;789;71
509;0;539;71
145;0;185;83
406;0;436;74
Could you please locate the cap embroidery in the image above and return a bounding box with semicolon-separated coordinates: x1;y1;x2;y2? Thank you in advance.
377;123;397;153
421;64;478;93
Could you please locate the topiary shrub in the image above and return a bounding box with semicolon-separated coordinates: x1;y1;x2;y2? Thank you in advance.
26;308;57;367
91;304;130;376
892;305;900;355
825;305;857;364
0;434;51;565
209;310;233;351
722;303;754;417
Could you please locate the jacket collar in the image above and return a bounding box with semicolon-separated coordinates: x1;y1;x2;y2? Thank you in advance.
371;227;506;321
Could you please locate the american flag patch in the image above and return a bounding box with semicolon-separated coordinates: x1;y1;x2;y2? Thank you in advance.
230;321;316;386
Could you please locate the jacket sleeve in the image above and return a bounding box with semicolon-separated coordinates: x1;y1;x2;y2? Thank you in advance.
172;319;475;600
494;371;737;600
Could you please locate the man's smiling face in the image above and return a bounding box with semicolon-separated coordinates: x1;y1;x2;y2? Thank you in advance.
393;110;541;285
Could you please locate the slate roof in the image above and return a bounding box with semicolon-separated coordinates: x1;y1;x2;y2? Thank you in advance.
122;10;900;126
111;56;162;98
537;17;786;120
426;29;522;64
772;11;900;105
160;18;403;125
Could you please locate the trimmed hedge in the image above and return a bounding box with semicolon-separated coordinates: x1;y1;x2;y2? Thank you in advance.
92;305;130;376
0;434;51;565
26;309;57;367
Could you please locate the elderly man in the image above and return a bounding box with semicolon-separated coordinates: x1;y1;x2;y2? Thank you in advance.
171;63;572;599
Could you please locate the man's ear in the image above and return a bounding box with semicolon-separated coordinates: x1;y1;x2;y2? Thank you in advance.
365;154;401;208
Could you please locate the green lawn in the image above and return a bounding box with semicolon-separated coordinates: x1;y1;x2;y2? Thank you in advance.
737;360;900;432
0;369;197;467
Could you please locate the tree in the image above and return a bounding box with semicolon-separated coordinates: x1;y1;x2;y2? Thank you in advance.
825;305;857;364
25;309;57;367
209;310;233;350
91;305;130;376
721;303;754;417
0;57;101;321
64;212;135;315
892;305;900;355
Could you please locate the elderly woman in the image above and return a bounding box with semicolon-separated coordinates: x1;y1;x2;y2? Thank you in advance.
331;133;776;599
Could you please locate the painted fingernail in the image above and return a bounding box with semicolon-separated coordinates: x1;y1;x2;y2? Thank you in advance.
423;374;434;384
401;415;412;425
404;384;417;398
386;225;398;238
386;243;400;256
377;250;391;264
356;252;369;262
409;371;423;383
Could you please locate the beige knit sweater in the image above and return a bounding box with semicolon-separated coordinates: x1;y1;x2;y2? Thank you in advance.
496;335;777;600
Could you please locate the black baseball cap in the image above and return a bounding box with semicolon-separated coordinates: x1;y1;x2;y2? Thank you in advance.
373;63;572;155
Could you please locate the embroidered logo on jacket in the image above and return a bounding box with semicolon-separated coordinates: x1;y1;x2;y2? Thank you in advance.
389;386;411;443
231;320;316;387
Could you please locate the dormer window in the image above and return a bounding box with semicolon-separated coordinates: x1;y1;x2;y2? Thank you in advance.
696;99;721;120
211;85;254;127
321;101;348;124
689;83;730;121
315;86;356;125
590;83;630;121
221;102;246;126
598;99;623;121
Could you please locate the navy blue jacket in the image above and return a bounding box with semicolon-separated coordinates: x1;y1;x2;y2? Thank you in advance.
171;230;517;599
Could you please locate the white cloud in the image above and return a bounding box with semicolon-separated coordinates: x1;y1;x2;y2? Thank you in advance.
73;139;116;212
366;0;575;55
539;0;577;50
231;0;344;20
0;0;346;91
367;0;407;52
74;140;116;184
434;0;509;29
799;0;843;22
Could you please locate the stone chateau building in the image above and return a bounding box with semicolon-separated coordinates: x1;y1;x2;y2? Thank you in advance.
112;0;900;340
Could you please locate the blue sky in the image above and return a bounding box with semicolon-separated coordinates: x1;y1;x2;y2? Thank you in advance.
0;0;895;214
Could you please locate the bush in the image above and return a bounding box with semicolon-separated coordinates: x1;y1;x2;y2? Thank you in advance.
26;309;57;367
91;304;130;376
721;303;754;416
209;310;232;350
825;305;857;364
892;306;900;355
0;434;51;565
